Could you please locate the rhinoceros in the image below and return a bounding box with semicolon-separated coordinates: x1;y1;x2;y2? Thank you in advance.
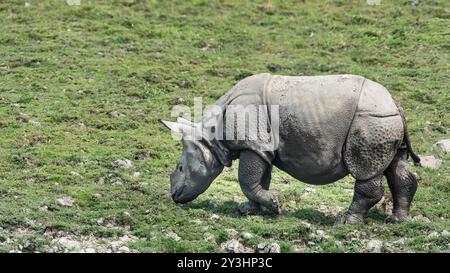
161;73;421;224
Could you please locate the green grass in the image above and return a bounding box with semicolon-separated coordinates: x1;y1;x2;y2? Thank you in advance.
0;0;449;253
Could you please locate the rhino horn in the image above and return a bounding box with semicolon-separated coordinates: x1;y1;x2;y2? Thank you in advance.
176;116;194;125
159;119;202;140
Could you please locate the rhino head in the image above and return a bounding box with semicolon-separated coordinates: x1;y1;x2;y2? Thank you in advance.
160;117;225;203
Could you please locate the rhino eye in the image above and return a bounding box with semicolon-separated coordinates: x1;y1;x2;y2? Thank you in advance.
178;165;183;172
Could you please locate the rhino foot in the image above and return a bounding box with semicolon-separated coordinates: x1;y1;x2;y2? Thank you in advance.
336;213;364;225
266;190;283;215
385;213;411;224
238;190;283;216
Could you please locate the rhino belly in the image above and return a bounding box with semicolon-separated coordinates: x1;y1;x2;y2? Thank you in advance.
269;75;365;184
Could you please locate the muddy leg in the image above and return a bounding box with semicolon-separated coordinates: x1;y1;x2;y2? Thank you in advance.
384;154;418;223
340;175;384;224
238;150;282;214
238;165;273;214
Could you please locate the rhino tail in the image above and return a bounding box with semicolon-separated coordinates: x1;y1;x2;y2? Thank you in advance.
394;99;421;166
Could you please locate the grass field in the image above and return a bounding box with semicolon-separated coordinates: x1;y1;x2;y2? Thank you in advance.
0;0;449;253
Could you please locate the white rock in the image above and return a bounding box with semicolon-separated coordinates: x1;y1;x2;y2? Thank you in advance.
135;151;151;160
302;187;315;195
97;177;106;184
30;120;41;127
298;220;312;229
132;172;141;177
203;232;215;242
346;230;368;240
419;156;441;169
112;181;123;186
110;111;125;119
316;229;328;238
118;246;130;253
55;197;75;207
317;205;344;217
70;171;80;176
293;240;306;252
240;232;253;240
84;248;96;253
392;238;406;248
18;112;29;122
220;239;253;253
412;215;431;222
120;235;131;242
365;239;384;253
226;229;239;239
441;230;450;237
111;159;133;169
427;231;440;239
210;214;220;220
435;139;450;153
311;230;329;241
54;237;81;250
167;231;181;241
108;241;122;252
334;241;343;248
66;0;81;6
257;242;281;253
94;193;102;199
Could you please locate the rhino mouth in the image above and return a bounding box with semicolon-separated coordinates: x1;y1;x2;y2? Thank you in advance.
171;184;191;203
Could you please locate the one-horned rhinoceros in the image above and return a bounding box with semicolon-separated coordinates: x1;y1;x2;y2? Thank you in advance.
161;73;421;224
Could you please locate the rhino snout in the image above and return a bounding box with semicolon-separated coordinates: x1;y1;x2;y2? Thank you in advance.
171;184;188;203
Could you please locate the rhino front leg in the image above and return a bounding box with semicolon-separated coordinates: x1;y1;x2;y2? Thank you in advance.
238;150;282;214
339;175;384;224
238;164;272;215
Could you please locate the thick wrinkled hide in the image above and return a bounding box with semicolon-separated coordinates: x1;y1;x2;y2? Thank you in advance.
163;73;419;223
209;73;404;184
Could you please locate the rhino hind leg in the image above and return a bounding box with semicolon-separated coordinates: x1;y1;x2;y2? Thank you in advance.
238;150;282;215
339;175;384;224
384;151;418;223
344;114;404;181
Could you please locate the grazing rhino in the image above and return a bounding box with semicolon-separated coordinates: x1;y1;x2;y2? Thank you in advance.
161;73;421;224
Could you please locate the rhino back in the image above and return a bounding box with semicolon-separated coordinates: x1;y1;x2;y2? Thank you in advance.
269;75;365;184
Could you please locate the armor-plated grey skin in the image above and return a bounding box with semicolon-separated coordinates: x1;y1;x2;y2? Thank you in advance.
161;73;421;224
